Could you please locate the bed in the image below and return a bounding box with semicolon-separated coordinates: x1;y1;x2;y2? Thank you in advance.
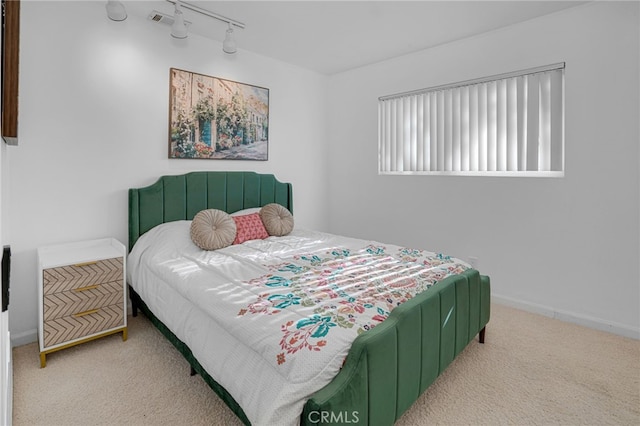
127;171;490;425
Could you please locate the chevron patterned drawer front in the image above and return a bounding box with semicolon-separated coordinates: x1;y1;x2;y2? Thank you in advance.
37;239;127;367
43;280;123;321
43;258;123;295
43;304;125;347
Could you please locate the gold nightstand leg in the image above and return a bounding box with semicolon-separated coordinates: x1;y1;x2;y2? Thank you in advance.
39;326;127;368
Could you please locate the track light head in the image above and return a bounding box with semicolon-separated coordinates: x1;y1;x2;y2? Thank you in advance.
222;24;237;54
162;1;244;51
171;2;189;39
106;0;127;21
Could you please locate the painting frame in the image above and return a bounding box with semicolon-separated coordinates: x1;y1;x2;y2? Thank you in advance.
168;68;269;160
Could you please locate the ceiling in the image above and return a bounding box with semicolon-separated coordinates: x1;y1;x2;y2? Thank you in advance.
123;1;589;75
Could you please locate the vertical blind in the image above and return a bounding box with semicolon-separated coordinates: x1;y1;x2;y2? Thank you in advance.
378;63;565;176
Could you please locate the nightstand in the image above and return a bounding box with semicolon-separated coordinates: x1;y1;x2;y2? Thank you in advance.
37;238;127;367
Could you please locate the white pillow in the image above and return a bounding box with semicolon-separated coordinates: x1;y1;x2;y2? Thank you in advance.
230;207;262;217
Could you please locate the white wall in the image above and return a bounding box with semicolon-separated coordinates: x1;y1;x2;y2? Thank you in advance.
327;2;639;338
7;1;329;343
7;1;639;343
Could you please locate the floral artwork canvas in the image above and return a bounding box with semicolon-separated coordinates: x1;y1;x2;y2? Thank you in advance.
168;68;269;160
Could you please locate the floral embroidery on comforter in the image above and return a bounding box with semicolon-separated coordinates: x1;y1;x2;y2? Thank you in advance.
127;225;473;426
237;243;469;367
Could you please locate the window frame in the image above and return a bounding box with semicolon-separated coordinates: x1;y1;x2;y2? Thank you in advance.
378;63;565;177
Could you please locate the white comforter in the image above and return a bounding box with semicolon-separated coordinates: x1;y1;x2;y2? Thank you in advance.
127;221;469;425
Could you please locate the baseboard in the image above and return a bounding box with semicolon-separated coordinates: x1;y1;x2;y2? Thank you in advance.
10;329;37;348
492;294;640;340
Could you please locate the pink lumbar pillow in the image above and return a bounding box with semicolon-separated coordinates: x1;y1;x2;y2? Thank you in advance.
232;212;269;244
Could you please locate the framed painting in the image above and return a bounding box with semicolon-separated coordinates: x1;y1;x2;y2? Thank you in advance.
168;68;269;160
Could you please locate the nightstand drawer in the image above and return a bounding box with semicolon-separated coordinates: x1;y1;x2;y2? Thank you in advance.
43;257;123;295
43;304;125;347
43;280;123;321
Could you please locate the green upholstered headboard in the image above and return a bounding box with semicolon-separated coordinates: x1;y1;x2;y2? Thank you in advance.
128;171;293;251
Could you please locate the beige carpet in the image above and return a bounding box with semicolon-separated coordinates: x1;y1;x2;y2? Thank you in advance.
12;304;640;425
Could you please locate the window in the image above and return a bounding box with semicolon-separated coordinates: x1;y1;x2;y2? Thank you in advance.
378;63;565;177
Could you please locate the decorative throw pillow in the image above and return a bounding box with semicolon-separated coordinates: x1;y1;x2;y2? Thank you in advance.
232;213;270;244
259;203;294;236
190;209;237;250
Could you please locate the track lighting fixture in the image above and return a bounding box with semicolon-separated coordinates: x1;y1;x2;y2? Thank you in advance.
222;23;237;55
165;0;245;53
171;1;188;39
105;0;127;21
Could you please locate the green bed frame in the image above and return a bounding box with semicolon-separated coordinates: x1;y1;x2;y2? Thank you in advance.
128;171;490;426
